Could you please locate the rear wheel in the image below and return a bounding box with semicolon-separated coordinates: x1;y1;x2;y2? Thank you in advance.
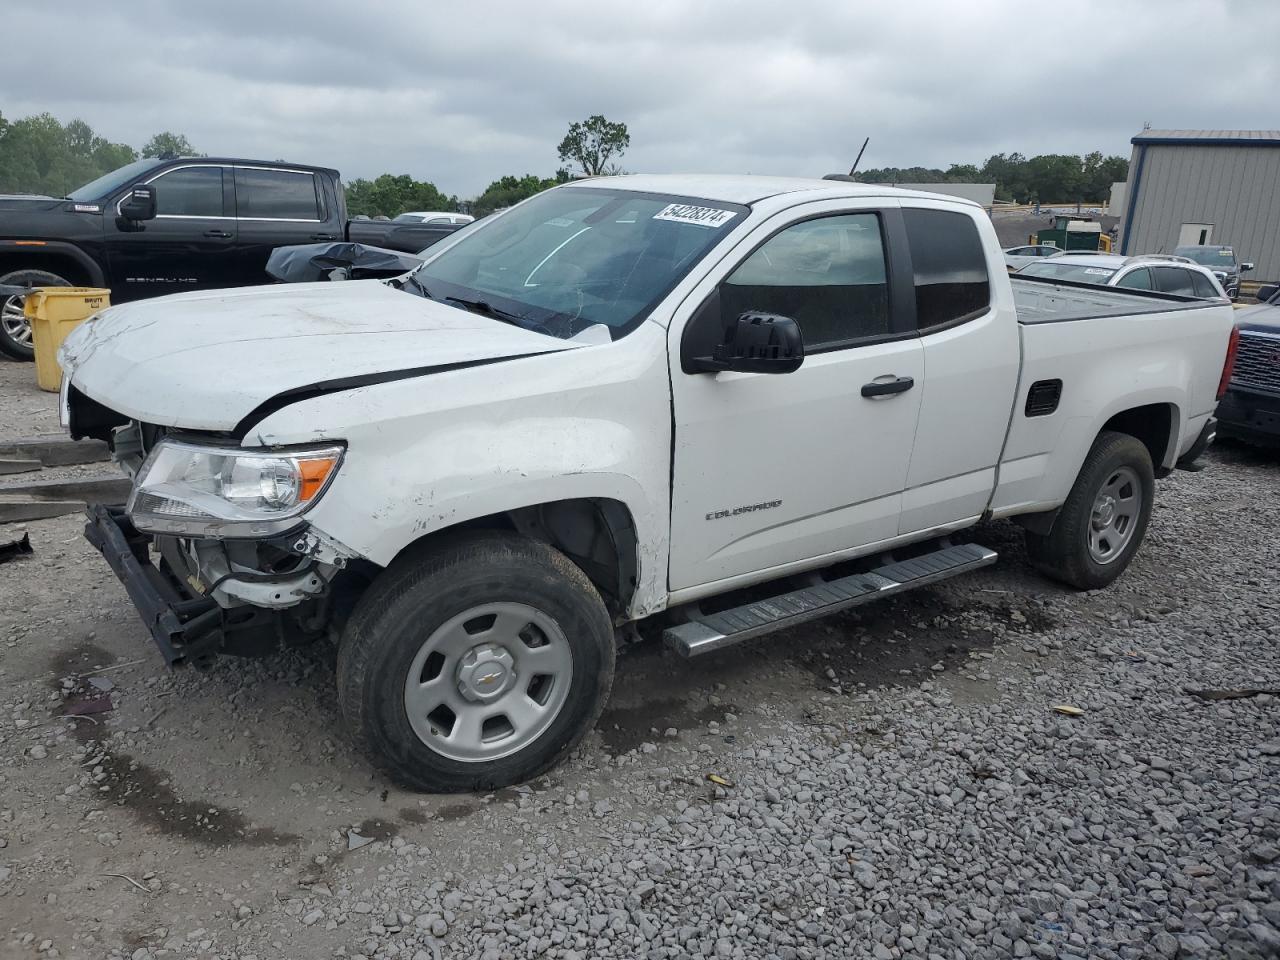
0;269;73;361
1025;431;1154;590
337;532;615;792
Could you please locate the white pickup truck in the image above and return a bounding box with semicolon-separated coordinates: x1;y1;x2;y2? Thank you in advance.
59;175;1236;792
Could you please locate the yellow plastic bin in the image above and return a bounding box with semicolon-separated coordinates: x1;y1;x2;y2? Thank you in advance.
25;287;110;391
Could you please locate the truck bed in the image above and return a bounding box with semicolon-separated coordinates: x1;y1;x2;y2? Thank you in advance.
1011;275;1218;324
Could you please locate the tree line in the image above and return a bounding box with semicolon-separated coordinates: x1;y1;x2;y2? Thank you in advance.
0;111;630;220
1;110;1125;217
856;151;1129;204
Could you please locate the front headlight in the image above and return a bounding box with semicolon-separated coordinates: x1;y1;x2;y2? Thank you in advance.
127;439;344;537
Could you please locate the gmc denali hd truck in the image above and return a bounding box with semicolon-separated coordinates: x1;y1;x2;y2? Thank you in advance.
57;175;1235;791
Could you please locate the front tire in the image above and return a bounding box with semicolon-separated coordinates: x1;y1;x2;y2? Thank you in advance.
1025;431;1154;590
0;269;73;361
337;532;615;792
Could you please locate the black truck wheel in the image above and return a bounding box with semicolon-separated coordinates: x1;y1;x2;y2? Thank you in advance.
1025;430;1154;590
337;531;615;792
0;269;72;361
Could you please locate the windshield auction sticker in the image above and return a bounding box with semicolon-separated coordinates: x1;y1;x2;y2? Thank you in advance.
653;203;737;228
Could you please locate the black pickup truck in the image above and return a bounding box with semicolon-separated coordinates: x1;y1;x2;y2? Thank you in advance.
0;157;465;359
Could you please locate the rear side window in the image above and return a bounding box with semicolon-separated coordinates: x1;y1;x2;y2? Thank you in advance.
1115;267;1152;290
235;168;321;220
903;208;990;330
721;213;891;350
1190;272;1217;298
152;166;225;217
1155;268;1196;296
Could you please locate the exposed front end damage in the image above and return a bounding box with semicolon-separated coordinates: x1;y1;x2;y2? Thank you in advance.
85;503;362;667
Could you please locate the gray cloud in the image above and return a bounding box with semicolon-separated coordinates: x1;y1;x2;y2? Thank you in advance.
3;0;1278;196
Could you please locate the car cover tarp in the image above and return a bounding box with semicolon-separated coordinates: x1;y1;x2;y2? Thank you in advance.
266;242;424;283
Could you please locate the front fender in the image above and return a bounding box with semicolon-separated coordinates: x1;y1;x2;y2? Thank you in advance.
250;323;673;617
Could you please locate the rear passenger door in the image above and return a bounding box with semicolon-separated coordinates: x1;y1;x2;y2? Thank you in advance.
898;204;1022;534
668;201;924;591
232;167;333;287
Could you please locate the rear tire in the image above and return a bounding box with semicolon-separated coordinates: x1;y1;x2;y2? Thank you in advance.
1025;430;1154;590
0;269;73;361
336;531;615;792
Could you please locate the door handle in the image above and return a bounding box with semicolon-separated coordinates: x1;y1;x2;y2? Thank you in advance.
861;376;915;398
310;233;339;241
203;229;233;239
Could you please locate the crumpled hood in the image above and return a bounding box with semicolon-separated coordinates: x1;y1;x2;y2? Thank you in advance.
61;280;577;432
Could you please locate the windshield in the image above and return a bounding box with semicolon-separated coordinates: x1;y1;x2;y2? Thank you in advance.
1018;261;1117;283
410;187;745;340
1174;246;1236;267
66;158;161;201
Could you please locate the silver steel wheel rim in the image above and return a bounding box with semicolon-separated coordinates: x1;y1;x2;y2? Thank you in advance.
1088;465;1141;564
0;295;31;346
403;601;573;762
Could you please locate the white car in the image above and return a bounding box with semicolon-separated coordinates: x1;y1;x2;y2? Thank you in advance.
1016;253;1229;301
1003;244;1064;271
60;175;1236;791
393;211;475;225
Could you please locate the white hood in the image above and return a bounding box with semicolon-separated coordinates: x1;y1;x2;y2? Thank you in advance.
61;280;577;432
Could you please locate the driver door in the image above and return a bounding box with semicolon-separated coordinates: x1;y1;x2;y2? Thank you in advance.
667;201;924;592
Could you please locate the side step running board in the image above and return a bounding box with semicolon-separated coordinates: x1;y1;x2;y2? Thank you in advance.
664;542;997;657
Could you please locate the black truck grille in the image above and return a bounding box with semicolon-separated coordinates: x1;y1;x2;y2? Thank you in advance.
1233;333;1280;394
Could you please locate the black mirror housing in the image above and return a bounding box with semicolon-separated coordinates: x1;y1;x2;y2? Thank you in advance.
1258;283;1279;304
119;184;157;222
693;311;804;374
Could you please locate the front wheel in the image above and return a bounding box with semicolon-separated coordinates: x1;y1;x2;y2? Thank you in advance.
0;269;73;361
1025;430;1154;590
337;532;615;792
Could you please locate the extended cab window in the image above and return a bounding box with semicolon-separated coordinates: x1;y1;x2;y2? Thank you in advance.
152;166;225;218
903;208;990;330
720;214;890;349
235;168;321;220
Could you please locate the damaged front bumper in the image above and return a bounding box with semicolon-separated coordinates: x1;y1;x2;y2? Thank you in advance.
84;504;223;665
84;504;354;666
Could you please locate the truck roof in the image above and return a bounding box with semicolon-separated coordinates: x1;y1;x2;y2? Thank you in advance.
570;173;981;207
164;156;341;177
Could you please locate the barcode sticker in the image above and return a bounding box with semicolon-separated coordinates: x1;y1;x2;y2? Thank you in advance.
653;203;736;228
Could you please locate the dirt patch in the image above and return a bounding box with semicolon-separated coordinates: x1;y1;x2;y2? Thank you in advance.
85;744;297;846
596;697;735;755
400;806;428;824
785;588;1011;690
436;802;479;822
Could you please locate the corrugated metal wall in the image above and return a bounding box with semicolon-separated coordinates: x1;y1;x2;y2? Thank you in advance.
1121;143;1280;280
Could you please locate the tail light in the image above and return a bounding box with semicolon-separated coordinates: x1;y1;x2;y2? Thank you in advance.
1217;326;1240;400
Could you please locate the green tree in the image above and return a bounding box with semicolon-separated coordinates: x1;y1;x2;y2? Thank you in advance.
557;115;630;177
344;173;456;218
142;131;197;158
469;173;567;217
0;113;138;197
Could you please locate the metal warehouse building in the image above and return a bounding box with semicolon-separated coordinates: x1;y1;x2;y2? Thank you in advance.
1119;129;1280;281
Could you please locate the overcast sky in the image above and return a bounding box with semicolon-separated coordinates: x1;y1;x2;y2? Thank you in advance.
3;0;1277;197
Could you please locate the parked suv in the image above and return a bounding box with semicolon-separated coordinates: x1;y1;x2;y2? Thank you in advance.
1172;244;1253;300
1217;283;1280;445
1016;254;1229;301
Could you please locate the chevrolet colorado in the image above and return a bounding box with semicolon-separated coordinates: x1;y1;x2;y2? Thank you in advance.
58;175;1236;791
0;157;464;359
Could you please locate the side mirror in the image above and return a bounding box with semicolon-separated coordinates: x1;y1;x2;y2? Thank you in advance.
1258;283;1279;303
693;312;804;374
1241;262;1255;272
119;184;157;222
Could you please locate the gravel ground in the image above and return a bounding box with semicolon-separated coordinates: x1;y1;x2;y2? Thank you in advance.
1;356;1278;960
